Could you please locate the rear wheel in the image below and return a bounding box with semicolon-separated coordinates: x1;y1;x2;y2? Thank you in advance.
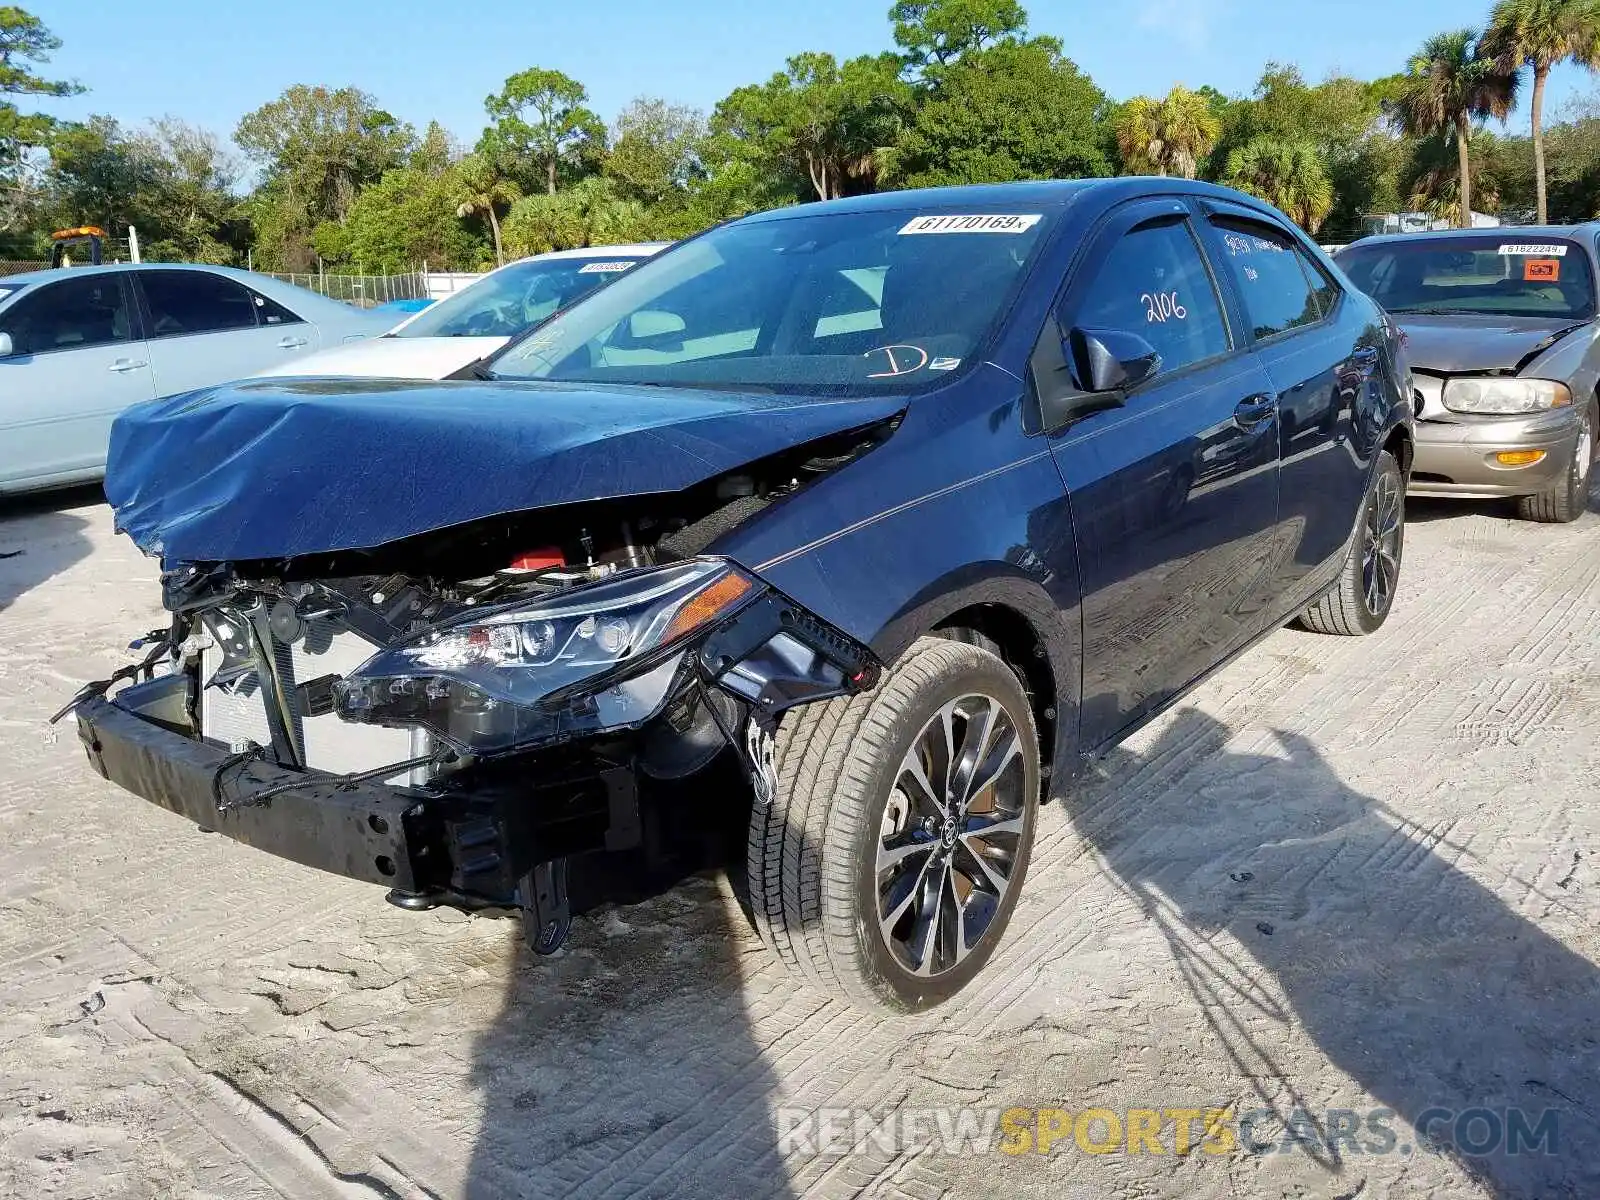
1516;399;1595;524
1299;449;1404;636
747;637;1040;1012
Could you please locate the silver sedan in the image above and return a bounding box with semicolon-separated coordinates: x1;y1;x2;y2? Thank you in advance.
0;263;390;496
1336;227;1599;522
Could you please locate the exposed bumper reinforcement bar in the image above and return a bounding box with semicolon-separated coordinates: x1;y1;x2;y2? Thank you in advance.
75;677;639;906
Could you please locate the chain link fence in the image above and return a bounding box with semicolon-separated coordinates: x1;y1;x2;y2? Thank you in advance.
257;270;428;307
0;260;47;278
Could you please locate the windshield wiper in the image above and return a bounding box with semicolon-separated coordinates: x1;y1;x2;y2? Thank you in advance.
469;362;497;381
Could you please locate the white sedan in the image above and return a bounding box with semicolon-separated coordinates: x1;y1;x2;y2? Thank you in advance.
254;244;669;381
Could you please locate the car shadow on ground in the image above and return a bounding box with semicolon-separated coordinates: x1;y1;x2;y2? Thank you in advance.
0;485;102;613
462;764;798;1199
1071;709;1600;1199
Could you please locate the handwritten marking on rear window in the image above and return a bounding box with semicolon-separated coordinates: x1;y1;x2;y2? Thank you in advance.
578;261;635;273
929;356;961;371
1224;233;1285;256
898;214;1042;235
1499;243;1567;257
865;344;930;377
1142;292;1187;323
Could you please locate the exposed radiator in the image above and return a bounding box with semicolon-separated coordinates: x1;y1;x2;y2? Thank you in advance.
200;615;425;781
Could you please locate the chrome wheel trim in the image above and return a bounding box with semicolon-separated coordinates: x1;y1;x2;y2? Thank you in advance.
875;693;1028;978
1361;469;1402;616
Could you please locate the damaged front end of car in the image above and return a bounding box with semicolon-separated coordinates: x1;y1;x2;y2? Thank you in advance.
72;538;878;952
65;377;897;953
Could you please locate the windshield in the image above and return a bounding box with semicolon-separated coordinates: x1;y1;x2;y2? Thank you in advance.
0;284;17;304
487;208;1057;394
395;255;643;339
1337;236;1596;320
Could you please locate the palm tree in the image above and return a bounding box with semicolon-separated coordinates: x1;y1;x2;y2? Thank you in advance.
1115;86;1221;179
1222;138;1336;232
454;154;522;266
1395;30;1519;229
1484;0;1600;222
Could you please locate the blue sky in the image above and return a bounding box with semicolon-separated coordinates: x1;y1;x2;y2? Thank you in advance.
30;0;1600;153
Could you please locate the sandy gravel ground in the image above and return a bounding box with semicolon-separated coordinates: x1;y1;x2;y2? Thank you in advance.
0;487;1596;1200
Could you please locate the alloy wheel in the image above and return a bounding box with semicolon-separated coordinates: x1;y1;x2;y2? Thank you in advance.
875;693;1028;977
1361;470;1402;616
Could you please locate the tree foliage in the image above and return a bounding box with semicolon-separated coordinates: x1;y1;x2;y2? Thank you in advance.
24;0;1600;274
483;67;606;195
0;5;79;179
1115;86;1221;178
1395;30;1519;227
1223;136;1336;231
890;37;1110;186
1483;0;1600;220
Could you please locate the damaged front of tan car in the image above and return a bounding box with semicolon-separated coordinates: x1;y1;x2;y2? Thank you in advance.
63;376;895;953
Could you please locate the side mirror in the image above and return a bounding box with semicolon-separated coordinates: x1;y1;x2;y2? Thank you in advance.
1068;327;1161;394
0;332;12;358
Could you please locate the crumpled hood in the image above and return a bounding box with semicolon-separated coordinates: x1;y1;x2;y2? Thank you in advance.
1395;313;1588;374
105;377;904;563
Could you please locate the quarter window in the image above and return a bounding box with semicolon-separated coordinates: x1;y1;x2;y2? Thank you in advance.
140;271;259;337
1212;220;1323;339
0;275;132;355
251;290;303;326
1074;219;1231;379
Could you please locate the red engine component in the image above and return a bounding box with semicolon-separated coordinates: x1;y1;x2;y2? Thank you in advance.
509;546;565;571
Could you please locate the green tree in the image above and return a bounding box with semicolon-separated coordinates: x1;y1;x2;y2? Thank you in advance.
453;152;520;265
0;6;80;181
1484;0;1600;222
483;67;605;195
312;162;487;273
1395;30;1518;228
888;37;1110;187
889;0;1028;73
604;96;707;207
715;52;905;201
138;118;243;263
501;174;650;255
1115;85;1221;178
44;116;165;238
1222;137;1335;231
410;120;458;176
235;85;413;267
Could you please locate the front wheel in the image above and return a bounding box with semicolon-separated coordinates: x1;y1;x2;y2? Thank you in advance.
747;637;1041;1012
1299;449;1405;636
1516;399;1595;524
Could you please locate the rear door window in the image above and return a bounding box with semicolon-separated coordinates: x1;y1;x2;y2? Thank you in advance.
0;274;133;355
1210;219;1323;340
139;270;260;338
1072;217;1232;379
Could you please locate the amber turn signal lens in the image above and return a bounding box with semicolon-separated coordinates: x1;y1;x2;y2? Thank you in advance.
663;571;755;643
1494;450;1547;466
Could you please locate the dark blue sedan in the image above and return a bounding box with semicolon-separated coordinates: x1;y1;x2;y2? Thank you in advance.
69;179;1413;1012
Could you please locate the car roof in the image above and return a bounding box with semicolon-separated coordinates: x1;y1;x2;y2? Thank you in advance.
1344;223;1600;250
736;177;1290;222
518;243;669;261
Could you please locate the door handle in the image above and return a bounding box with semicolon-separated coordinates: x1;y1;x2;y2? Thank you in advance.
277;336;309;349
1234;393;1277;427
108;358;148;373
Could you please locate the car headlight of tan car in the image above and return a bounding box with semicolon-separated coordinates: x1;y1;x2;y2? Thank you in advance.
1442;377;1572;415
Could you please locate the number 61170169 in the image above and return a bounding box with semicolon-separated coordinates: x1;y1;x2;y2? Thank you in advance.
1142;292;1186;323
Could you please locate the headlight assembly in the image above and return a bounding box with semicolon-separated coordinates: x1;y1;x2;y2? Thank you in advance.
1442;377;1572;415
334;559;760;756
